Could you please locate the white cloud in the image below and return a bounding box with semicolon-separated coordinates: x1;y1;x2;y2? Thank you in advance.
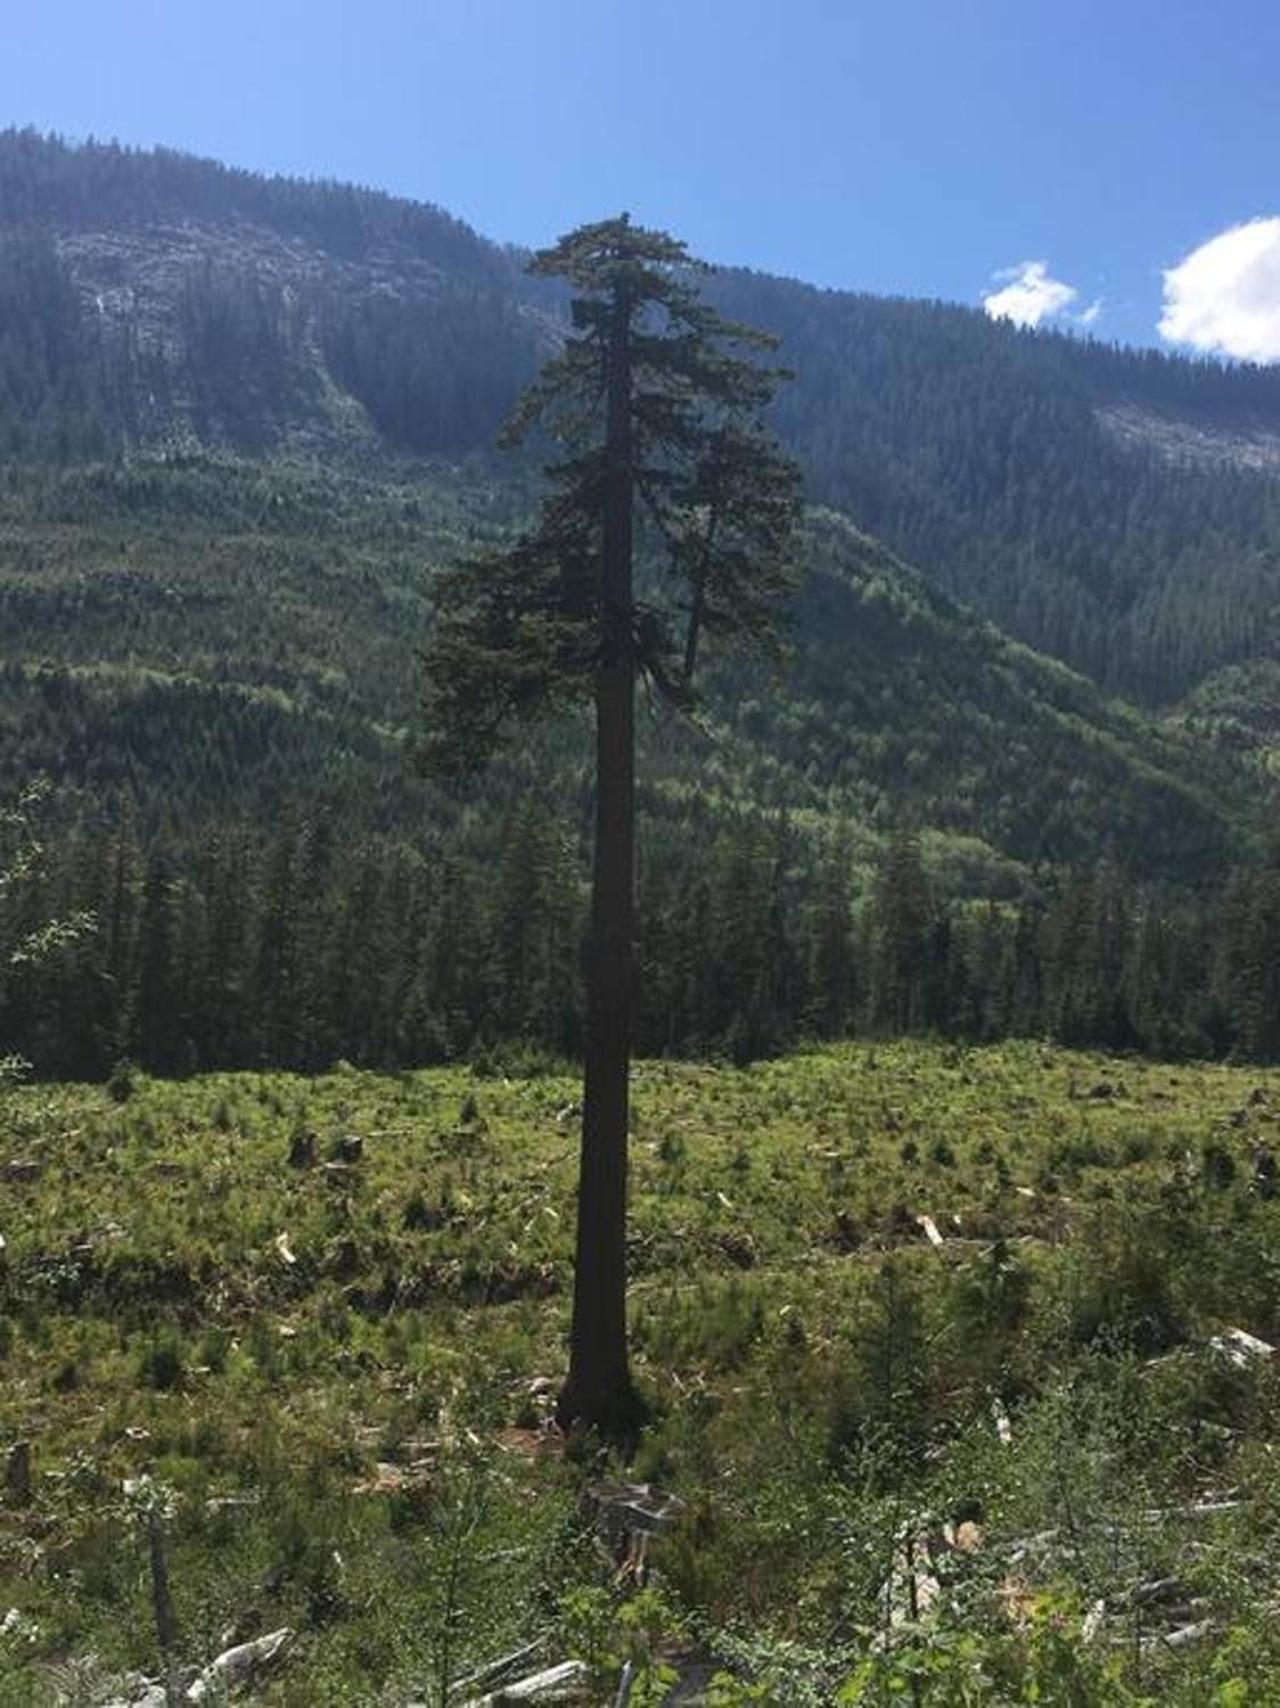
982;260;1078;328
1077;299;1103;328
1159;217;1280;362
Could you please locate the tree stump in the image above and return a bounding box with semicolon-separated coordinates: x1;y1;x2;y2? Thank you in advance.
287;1130;316;1169
6;1441;32;1506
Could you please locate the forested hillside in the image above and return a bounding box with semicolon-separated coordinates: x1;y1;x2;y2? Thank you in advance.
4;130;1280;708
710;272;1280;700
1;457;1274;1077
2;131;1279;1078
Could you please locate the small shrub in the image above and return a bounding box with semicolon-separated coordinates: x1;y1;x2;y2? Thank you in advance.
105;1059;136;1103
659;1130;686;1165
137;1333;185;1392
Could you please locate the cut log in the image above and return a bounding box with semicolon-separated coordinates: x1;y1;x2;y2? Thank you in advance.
186;1627;292;1702
1209;1327;1277;1368
462;1659;591;1705
450;1641;543;1698
1141;1618;1215;1653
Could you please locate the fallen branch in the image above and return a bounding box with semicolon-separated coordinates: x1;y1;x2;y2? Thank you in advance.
461;1659;591;1705
449;1640;544;1698
186;1628;292;1702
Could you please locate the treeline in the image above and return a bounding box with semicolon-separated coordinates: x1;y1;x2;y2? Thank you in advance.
0;127;511;279
5;809;1279;1080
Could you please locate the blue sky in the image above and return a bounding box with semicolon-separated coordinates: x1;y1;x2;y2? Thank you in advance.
6;0;1280;355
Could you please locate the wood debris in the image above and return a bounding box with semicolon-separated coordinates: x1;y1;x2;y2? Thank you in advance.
0;1606;37;1641
103;1687;167;1708
186;1627;292;1701
1147;1618;1215;1652
204;1495;258;1516
450;1641;544;1700
916;1213;944;1248
1209;1327;1277;1368
877;1529;941;1637
352;1459;433;1497
589;1480;685;1539
461;1659;590;1705
590;1481;685;1585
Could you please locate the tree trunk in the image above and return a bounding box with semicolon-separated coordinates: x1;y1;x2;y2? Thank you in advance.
682;574;707;686
559;285;639;1438
147;1508;180;1704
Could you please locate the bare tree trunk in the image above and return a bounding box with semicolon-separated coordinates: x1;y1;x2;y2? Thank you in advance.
682;575;707;686
559;283;638;1439
147;1509;180;1705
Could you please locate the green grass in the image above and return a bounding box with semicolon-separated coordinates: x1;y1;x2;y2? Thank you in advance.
3;1041;1280;1702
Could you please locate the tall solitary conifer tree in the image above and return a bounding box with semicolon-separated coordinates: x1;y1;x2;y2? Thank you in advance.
422;218;800;1435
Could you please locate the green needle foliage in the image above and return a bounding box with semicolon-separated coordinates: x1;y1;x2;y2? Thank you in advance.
421;216;801;770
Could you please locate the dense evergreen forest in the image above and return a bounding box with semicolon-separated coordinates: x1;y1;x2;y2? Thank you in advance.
4;130;1280;704
7;799;1280;1080
0;458;1274;1078
1;131;1279;1079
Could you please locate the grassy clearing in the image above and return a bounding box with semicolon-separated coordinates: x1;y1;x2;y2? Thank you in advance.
3;1040;1280;1703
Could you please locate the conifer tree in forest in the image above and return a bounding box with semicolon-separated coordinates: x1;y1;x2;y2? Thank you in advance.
0;780;96;1079
421;217;801;1435
869;829;934;1035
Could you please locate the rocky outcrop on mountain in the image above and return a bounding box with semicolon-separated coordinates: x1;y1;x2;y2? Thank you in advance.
1097;401;1280;473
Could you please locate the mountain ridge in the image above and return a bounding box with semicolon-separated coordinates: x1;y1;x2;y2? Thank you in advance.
4;129;1279;709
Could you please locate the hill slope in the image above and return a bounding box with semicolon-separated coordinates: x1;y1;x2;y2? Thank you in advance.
4;129;1280;708
0;456;1244;883
1;134;1276;1076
